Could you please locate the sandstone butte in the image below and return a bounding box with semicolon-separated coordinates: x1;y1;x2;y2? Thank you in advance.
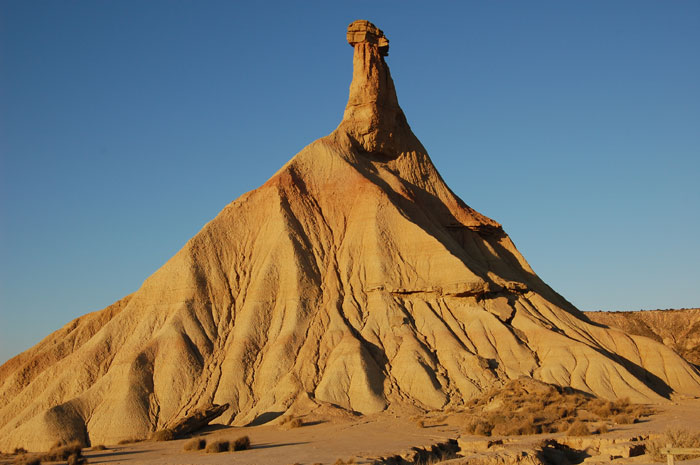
1;20;699;451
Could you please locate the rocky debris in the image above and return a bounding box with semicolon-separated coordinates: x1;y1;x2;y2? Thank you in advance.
369;439;459;464
452;434;657;465
450;438;553;465
2;20;700;451
165;403;229;438
560;435;646;459
586;308;700;367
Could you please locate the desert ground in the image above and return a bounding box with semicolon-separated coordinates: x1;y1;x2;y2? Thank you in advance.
3;397;699;465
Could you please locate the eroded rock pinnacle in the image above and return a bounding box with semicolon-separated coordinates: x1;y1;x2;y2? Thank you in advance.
339;20;414;157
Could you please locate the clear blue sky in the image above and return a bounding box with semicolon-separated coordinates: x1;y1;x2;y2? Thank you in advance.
1;1;699;364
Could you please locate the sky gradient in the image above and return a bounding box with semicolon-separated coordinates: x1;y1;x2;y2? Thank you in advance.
1;1;699;364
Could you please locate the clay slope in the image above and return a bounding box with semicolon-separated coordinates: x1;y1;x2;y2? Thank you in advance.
586;309;700;368
2;20;700;451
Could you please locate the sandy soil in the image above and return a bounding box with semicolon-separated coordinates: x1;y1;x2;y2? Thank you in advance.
2;399;699;465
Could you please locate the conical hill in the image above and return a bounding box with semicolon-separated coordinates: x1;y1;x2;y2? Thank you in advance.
1;20;699;450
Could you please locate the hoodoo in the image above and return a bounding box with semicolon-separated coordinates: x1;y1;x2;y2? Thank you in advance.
1;20;699;450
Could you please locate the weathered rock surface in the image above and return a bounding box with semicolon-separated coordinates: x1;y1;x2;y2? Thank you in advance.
586;309;700;367
165;403;228;438
1;20;700;451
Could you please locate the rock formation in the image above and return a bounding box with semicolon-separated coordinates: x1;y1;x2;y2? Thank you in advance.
1;20;699;451
586;308;700;368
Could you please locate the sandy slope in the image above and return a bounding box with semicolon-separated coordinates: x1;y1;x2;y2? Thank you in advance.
586;309;700;367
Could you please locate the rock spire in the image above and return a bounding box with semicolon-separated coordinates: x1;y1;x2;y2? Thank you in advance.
339;20;416;157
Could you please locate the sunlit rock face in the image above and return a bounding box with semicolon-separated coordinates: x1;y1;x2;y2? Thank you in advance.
1;20;699;451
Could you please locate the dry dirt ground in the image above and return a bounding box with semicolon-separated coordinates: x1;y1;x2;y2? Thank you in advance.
2;399;699;465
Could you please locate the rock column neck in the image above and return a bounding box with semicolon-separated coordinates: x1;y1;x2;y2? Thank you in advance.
344;41;400;121
339;20;414;157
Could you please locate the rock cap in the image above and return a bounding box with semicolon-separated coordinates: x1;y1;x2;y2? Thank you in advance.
347;20;389;56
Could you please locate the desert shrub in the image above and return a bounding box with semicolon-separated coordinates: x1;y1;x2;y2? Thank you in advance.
41;441;82;461
566;421;590;436
416;419;425;428
205;440;230;453
183;437;206;451
117;438;144;444
232;435;251;451
50;440;64;450
464;417;494;436
288;418;303;428
332;459;355;465
151;428;176;441
613;413;634;424
92;444;107;450
67;453;86;465
589;399;614;418
648;429;700;461
13;448;28;455
594;424;609;434
12;456;40;465
280;416;304;429
460;379;656;438
493;416;540;436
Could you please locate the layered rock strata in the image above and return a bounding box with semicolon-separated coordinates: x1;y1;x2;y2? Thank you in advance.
586;308;700;367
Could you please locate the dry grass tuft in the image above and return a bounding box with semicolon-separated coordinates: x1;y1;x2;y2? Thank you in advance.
460;378;653;437
613;414;634;424
464;418;494;436
117;438;144;445
12;448;28;455
594;424;609;434
648;429;700;461
41;441;82;462
332;458;355;465
151;428;176;441
232;435;251;451
203;435;250;453
183;437;206;451
92;444;107;450
280;416;304;429
66;453;86;465
205;440;230;453
12;456;40;465
566;421;590;436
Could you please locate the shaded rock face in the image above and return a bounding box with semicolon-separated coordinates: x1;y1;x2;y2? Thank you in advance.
1;20;700;450
586;309;700;368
